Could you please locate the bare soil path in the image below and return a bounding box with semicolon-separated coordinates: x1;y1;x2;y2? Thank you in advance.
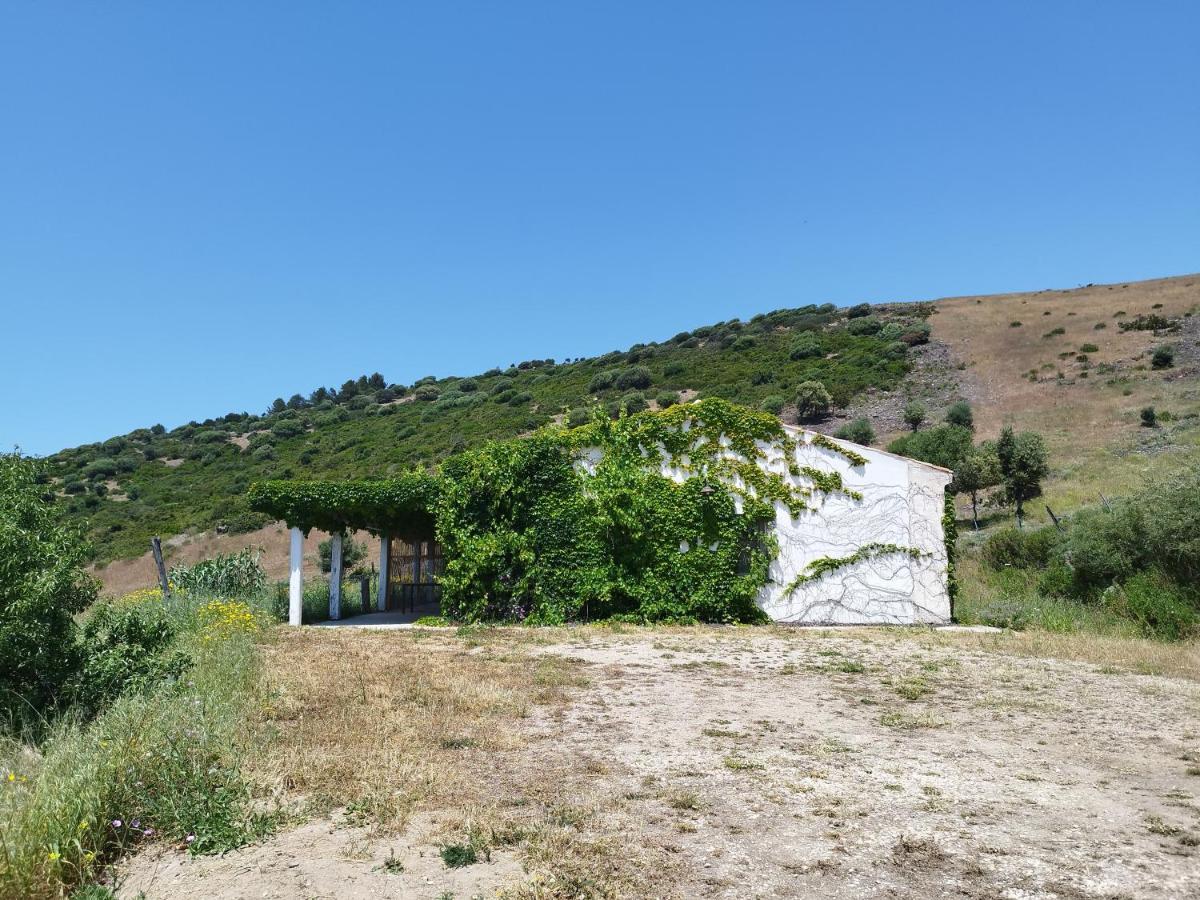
118;628;1200;899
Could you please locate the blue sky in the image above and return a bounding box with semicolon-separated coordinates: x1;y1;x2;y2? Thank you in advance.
2;2;1197;456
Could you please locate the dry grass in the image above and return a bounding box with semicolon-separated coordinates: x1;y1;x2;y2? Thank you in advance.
250;629;585;830
246;627;667;898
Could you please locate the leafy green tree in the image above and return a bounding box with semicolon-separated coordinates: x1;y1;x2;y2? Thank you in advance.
367;372;387;390
951;443;1002;530
834;418;875;446
996;426;1049;528
902;400;927;432
1140;406;1157;427
1;454;98;727
795;381;832;422
944;401;974;430
270;397;286;414
286;393;306;410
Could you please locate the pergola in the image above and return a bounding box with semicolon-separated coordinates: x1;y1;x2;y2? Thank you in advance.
247;473;440;624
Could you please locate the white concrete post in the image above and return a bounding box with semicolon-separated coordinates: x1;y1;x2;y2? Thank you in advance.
377;535;390;611
288;527;303;626
329;532;343;621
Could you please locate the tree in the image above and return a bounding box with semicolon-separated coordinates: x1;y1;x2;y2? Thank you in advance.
1;454;98;727
286;393;306;410
367;372;387;390
1152;345;1175;370
903;400;927;432
945;401;974;430
269;397;286;414
795;381;832;422
996;426;1049;528
834;418;875;446
951;443;1002;530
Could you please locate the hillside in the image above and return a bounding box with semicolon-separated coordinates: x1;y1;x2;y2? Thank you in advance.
44;273;1200;592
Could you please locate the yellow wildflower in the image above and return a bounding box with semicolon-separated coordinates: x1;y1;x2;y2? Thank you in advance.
47;851;60;862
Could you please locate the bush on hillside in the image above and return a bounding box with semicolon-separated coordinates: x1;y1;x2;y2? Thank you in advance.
846;315;882;336
834;418;875;446
980;526;1060;570
794;381;832;422
656;391;679;409
1151;345;1175;369
588;370;617;393
944;401;974;430
760;395;785;415
614;366;653;390
788;333;822;360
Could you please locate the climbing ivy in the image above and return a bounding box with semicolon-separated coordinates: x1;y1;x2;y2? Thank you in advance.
943;492;959;620
782;543;927;596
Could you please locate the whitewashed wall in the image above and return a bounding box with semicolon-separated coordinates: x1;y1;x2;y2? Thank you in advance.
647;425;953;625
754;427;952;624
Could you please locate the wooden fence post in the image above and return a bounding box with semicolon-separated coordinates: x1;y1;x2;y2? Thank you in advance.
150;537;171;599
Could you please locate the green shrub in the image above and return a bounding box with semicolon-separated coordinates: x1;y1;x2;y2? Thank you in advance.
567;407;591;428
508;391;533;406
618;392;648;414
655;391;679;409
587;370;617;393
845;303;871;318
1151;345;1175;369
614;366;653;390
413;385;440;402
834;418;875;446
170;550;267;597
845;315;882;336
980;526;1059;570
72;598;190;718
902;400;926;432
1102;571;1198;641
944;402;973;430
1;455;98;729
1043;326;1065;338
1078;343;1099;353
759;395;785;415
788;333;822;360
794;381;832;422
1140;406;1157;427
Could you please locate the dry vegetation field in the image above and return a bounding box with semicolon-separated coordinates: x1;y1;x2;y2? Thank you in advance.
930;274;1200;516
118;624;1200;900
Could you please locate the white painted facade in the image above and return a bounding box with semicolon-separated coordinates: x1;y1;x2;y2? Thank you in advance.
654;425;954;626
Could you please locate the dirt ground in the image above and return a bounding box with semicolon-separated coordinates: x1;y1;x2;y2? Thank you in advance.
114;626;1200;899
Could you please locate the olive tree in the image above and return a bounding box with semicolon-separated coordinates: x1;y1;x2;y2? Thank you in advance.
996;427;1050;528
952;443;1002;530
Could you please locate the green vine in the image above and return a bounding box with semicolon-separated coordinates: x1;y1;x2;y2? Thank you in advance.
943;492;958;620
783;543;927;594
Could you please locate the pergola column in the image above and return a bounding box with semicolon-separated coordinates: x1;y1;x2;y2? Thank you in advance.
377;535;390;611
288;527;303;626
328;532;343;620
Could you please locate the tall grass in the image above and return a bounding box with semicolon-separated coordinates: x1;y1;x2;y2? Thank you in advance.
0;592;277;899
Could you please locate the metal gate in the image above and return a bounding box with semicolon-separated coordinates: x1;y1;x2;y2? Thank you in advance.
386;537;444;613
